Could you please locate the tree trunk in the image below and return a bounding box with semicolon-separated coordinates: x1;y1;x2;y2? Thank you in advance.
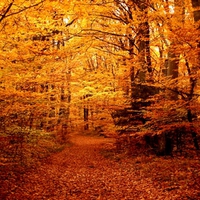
166;0;185;99
187;0;200;150
192;0;200;66
192;0;200;22
129;0;153;100
84;107;89;130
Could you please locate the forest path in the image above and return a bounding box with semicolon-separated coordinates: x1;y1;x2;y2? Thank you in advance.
3;132;190;200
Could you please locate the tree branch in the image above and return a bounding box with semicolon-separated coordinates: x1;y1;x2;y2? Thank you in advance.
81;28;127;38
0;2;13;23
94;35;136;54
0;0;45;23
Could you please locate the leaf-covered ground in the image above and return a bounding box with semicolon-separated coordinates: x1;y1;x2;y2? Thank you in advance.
1;133;200;200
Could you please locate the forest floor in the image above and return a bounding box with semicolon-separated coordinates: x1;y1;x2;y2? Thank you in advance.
0;132;200;200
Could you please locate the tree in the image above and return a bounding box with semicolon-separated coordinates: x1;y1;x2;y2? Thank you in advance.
142;0;200;154
0;0;78;165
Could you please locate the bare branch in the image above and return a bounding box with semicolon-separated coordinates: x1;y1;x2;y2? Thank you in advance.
0;2;14;23
93;46;128;58
65;18;77;27
0;0;45;23
81;28;127;38
94;35;136;55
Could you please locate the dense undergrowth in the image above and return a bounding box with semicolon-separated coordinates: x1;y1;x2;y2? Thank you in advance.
0;127;67;180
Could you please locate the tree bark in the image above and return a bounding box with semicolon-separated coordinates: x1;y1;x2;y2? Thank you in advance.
128;0;153;100
192;0;200;22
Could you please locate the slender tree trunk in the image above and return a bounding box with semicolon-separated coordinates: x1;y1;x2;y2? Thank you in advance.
166;50;179;100
192;0;200;66
84;106;89;130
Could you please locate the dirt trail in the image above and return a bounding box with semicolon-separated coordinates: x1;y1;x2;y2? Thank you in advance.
1;133;193;200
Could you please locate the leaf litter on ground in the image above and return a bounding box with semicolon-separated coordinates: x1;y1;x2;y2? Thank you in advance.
0;133;200;200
